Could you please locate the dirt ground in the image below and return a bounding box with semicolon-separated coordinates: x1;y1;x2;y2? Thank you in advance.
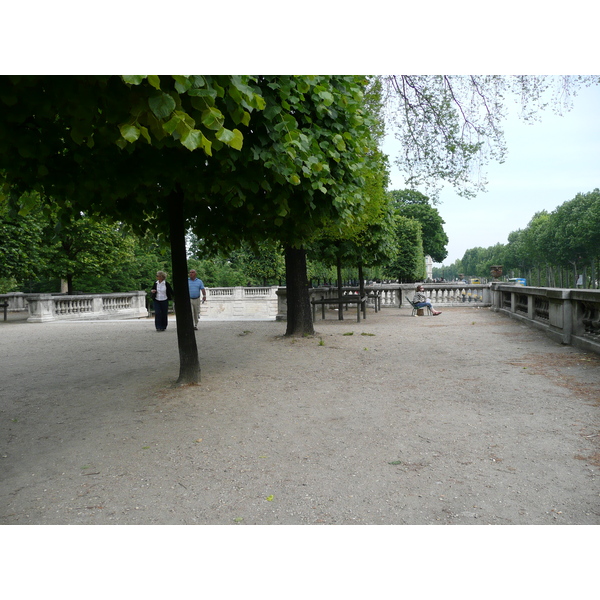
1;306;599;525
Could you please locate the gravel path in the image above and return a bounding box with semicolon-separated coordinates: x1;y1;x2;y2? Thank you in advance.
1;307;598;525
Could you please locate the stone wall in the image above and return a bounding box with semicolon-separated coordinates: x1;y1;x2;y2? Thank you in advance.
25;291;148;322
491;283;600;355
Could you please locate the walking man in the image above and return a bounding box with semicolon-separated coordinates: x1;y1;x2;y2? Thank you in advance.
188;269;207;330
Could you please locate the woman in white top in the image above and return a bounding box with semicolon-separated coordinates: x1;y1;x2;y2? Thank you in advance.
150;271;174;331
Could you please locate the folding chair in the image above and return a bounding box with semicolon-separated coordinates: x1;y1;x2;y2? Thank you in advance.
405;296;433;316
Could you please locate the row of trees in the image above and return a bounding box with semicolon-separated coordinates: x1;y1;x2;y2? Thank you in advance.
1;188;447;294
1;75;595;383
0;192;169;294
435;189;600;288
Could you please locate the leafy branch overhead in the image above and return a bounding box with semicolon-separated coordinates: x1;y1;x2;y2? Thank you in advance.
383;75;599;198
118;75;265;154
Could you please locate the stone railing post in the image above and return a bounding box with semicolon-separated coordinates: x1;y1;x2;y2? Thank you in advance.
562;295;573;345
129;291;148;318
276;287;288;321
92;297;103;316
527;294;535;320
25;294;55;323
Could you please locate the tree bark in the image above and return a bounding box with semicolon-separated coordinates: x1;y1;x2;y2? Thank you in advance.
168;187;200;385
358;262;365;298
284;246;314;336
336;255;343;320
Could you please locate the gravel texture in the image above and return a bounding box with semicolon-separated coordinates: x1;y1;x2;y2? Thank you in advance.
1;306;599;525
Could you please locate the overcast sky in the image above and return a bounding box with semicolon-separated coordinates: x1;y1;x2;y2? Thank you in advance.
383;81;600;266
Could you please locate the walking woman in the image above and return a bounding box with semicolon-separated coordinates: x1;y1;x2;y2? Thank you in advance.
151;271;173;331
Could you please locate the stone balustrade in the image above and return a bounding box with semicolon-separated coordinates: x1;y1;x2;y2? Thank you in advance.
374;283;491;308
490;283;600;354
203;286;279;319
276;283;491;319
0;292;30;312
25;291;148;322
14;284;600;356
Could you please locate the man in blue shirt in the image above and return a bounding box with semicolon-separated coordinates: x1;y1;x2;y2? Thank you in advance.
188;269;207;330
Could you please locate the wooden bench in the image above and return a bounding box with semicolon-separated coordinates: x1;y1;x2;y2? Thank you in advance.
311;295;368;322
366;290;381;312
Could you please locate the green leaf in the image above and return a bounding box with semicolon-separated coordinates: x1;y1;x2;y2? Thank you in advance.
319;91;334;106
180;129;203;151
216;127;243;150
264;104;282;121
122;76;145;85
148;92;176;120
70;127;86;145
189;75;205;88
147;75;161;90
201;136;212;155
201;107;225;131
332;134;346;151
139;125;151;144
296;79;311;94
173;76;193;93
188;88;217;102
17;193;39;216
163;113;183;135
240;110;251;126
119;123;140;143
252;94;266;111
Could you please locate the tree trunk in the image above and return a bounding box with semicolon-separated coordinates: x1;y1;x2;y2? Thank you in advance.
284;246;314;336
336;255;343;320
66;274;74;295
168;187;200;385
358;262;365;298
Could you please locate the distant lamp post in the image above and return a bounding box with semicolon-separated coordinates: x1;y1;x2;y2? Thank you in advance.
490;265;503;281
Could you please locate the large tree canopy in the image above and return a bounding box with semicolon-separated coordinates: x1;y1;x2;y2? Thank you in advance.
188;76;384;335
0;75;266;225
0;193;44;281
382;215;425;282
388;189;448;263
0;75;382;376
0;75;267;384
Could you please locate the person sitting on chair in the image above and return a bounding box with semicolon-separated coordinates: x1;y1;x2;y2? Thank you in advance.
413;285;442;316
